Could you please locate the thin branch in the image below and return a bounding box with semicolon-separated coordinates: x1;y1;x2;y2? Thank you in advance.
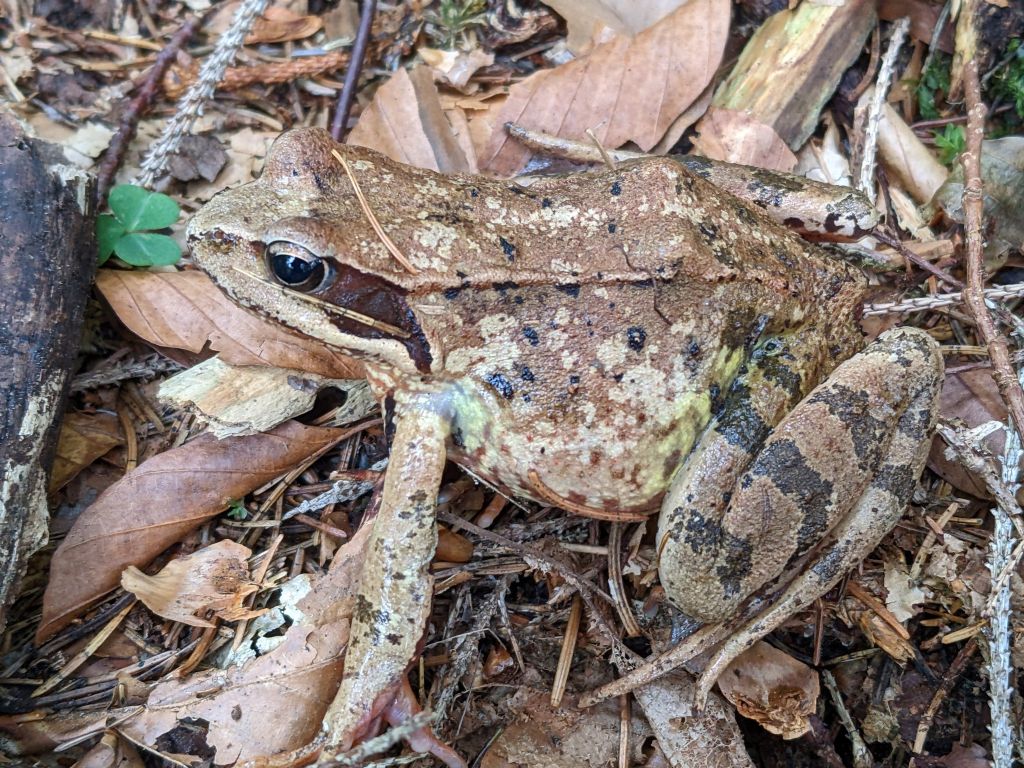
857;17;910;198
331;0;376;141
959;60;1024;439
95;17;199;204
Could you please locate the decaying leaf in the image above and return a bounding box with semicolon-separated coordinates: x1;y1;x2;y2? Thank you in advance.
933;136;1024;256
121;540;259;627
475;0;730;176
50;411;123;492
870;96;948;205
927;367;1023;500
690;107;798;171
884;559;929;623
348;65;476;173
117;524;371;764
480;690;649;768
247;7;323;44
717;641;819;739
38;421;345;642
96;270;364;380
419;47;495;91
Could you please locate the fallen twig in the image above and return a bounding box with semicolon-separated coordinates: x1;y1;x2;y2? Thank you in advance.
331;0;376;141
95;17;199;205
959;60;1024;438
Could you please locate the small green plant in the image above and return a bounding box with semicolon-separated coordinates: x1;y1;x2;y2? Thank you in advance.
992;39;1024;119
226;500;249;521
932;123;966;166
425;0;487;49
97;184;181;266
916;53;952;121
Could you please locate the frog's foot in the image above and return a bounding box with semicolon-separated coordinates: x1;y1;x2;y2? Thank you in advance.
660;327;943;707
384;679;467;768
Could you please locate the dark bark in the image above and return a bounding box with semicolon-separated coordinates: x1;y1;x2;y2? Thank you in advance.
0;111;95;631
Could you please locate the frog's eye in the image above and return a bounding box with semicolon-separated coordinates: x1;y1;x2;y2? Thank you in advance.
265;241;335;293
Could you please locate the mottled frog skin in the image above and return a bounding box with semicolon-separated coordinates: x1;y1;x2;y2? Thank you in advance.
188;128;943;756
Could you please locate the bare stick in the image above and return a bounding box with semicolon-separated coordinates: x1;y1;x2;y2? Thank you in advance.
959;60;1024;438
857;17;910;198
331;0;376;142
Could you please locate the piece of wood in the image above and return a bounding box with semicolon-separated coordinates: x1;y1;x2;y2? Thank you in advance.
708;0;876;149
0;111;95;631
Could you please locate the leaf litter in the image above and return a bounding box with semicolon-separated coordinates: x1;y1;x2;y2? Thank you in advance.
2;1;1023;767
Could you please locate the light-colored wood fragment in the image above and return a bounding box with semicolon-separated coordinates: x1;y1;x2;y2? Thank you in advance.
710;0;876;149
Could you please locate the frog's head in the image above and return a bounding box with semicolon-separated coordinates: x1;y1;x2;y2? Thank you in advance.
188;128;494;376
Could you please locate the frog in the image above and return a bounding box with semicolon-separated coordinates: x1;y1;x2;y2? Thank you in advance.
187;127;944;762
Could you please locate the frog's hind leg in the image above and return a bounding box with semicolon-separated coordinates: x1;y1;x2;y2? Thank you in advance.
688;327;942;706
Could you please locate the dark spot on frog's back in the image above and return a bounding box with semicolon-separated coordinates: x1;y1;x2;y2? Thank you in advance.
493;281;519;295
698;222;718;242
555;283;580;297
626;326;646;351
611;180;622;196
523;326;539;346
485;372;515;399
607;222;617;233
499;236;516;261
541;197;552;208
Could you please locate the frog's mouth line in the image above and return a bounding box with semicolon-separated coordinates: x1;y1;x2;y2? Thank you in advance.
229;265;410;339
227;263;435;374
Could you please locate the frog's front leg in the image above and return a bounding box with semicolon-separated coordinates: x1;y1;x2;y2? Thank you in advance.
659;328;942;702
321;400;455;760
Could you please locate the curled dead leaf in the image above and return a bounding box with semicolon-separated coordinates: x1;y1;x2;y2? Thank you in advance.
121;540;259;627
717;641;819;739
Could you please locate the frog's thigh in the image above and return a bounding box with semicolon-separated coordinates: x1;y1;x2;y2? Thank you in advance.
661;327;942;623
322;408;448;750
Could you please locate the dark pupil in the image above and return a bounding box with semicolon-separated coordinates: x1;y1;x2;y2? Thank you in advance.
270;252;324;288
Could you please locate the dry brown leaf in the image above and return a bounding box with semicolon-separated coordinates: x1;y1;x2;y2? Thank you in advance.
50;411;123;492
121;540;259;627
436;526;474;563
74;732;145;768
348;65;475;173
717;641;819;739
872;97;948;205
247;7;322;44
883;559;929;623
119;524;371;765
690;107;798;172
543;0;688;54
475;0;729;177
37;420;344;643
927;367;1022;500
95;270;363;380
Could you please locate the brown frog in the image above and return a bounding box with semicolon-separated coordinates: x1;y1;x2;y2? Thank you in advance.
188;127;943;760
